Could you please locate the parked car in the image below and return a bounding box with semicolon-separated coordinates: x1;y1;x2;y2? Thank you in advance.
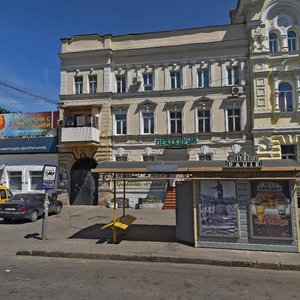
0;193;63;222
0;185;13;204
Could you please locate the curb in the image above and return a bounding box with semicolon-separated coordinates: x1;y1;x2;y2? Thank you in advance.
16;250;300;272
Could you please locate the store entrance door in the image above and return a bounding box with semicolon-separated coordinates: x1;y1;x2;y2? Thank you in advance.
70;158;98;205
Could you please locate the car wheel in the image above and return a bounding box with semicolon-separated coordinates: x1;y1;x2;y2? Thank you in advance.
55;205;62;215
29;211;38;222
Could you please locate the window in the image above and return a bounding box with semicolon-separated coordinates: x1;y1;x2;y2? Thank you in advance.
227;108;241;132
8;171;22;190
279;82;293;112
142;112;154;134
115;155;128;161
269;33;278;53
281;145;297;160
288;31;297;51
143;73;153;91
143;155;155;161
74;76;83;94
198;154;212;161
169;111;182;134
89;75;97;93
227;66;239;86
197;109;210;133
170;71;181;89
198;69;209;88
116;75;126;93
115;113;127;135
30;171;43;190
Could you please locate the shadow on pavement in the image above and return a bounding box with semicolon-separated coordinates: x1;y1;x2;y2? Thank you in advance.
68;223;176;244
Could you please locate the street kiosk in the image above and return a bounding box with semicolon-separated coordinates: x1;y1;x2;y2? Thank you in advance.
92;157;300;252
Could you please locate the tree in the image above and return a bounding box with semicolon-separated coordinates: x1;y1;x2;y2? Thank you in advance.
0;107;10;114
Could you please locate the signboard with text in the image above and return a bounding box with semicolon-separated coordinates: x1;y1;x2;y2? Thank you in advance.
42;165;57;190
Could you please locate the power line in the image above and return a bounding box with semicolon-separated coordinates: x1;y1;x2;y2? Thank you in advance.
0;80;59;105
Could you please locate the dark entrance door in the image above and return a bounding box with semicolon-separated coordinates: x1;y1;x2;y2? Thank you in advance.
70;158;98;205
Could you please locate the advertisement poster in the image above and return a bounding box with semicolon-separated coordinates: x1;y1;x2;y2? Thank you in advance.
250;181;292;239
0;111;58;138
200;180;238;237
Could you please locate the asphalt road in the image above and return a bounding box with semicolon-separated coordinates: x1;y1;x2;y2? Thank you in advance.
0;255;300;300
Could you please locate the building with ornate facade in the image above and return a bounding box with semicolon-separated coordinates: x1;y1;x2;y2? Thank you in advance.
58;0;300;206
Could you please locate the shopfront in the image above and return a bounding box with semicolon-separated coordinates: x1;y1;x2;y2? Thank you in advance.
93;157;300;253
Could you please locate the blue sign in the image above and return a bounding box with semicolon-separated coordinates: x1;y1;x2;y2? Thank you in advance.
147;165;178;172
42;165;57;190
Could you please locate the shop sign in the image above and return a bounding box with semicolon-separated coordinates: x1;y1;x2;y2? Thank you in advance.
147;165;177;172
224;153;263;168
250;181;292;240
199;180;239;237
116;180;164;190
155;137;197;146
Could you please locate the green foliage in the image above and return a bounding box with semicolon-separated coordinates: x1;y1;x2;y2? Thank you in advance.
0;107;10;114
145;194;161;203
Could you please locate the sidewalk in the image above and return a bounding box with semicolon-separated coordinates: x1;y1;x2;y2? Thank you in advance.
8;205;300;271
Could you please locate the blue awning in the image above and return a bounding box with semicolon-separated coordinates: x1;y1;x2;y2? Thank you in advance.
0;137;57;154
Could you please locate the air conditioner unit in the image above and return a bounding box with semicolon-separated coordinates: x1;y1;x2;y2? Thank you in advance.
231;86;243;96
132;77;142;85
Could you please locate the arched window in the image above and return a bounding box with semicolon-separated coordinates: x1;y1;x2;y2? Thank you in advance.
269;33;278;53
288;31;297;51
279;82;293;112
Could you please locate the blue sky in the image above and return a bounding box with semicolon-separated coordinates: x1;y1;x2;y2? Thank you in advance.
0;0;237;113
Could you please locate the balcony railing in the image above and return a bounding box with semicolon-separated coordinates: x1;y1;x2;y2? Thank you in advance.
61;127;100;143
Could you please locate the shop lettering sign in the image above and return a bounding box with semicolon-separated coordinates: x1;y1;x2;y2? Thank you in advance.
155;137;197;146
224;154;263;168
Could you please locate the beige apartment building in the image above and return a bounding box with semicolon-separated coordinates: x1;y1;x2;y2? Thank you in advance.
58;0;300;205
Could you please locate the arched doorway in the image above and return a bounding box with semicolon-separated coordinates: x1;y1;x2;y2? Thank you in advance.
70;158;98;205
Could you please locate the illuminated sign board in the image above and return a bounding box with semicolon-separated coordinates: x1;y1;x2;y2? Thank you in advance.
224;154;263;168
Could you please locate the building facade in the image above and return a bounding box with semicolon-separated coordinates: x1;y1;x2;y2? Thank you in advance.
58;0;300;206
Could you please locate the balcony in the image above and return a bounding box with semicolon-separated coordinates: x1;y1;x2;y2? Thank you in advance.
61;127;100;143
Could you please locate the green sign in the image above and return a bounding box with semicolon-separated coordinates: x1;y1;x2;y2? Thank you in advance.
155;137;197;146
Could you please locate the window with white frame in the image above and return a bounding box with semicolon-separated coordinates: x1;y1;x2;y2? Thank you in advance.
288;31;297;51
30;171;43;190
227;108;241;132
269;33;278;53
197;109;210;133
89;75;97;93
198;154;212;161
74;76;83;94
142;111;154;134
116;75;126;93
281;145;297;160
279;82;293;112
170;71;181;89
8;171;22;190
198;68;209;88
227;66;239;86
115;113;127;135
115;155;128;161
143;155;155;161
143;73;153;91
169;110;182;134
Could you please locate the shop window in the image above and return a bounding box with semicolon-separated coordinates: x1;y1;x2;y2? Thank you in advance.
198;154;212;161
227;66;239;86
170;71;181;89
89;75;97;93
143;155;155;161
143;73;153;91
74;76;83;94
198;68;210;88
288;31;297;51
8;171;22;190
281;145;297;160
279;82;293;112
115;155;128;161
269;33;278;53
30;171;43;191
116;75;126;93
